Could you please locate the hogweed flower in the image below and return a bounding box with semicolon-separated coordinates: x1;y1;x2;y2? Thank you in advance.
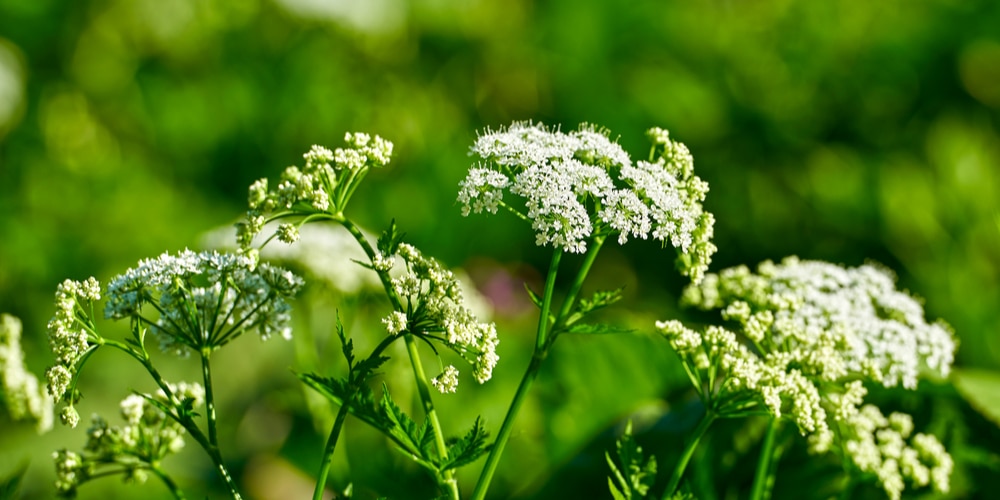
1;314;55;432
658;257;956;496
238;133;394;251
390;243;499;391
52;382;204;496
104;249;303;354
458;122;716;282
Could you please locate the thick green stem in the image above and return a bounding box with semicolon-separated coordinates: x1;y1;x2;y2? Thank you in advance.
201;350;219;447
312;403;351;500
662;411;716;500
470;250;563;500
750;418;782;500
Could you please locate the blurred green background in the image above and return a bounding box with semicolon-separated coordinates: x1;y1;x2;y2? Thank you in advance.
2;0;1000;498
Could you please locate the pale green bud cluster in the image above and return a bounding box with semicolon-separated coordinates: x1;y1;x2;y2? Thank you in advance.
839;405;952;499
459;122;716;282
390;243;499;391
1;314;54;432
238;134;394;251
52;382;204;497
104;250;303;353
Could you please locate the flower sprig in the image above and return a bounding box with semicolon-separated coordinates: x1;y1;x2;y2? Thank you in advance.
1;313;54;432
53;382;204;498
459;122;716;282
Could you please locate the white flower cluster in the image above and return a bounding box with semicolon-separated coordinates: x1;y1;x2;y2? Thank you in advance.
44;278;101;402
53;382;204;496
1;314;54;433
431;365;460;394
458;122;716;282
660;257;956;496
840;405;952;500
390;243;499;392
238;134;394;249
683;257;956;389
104;250;303;353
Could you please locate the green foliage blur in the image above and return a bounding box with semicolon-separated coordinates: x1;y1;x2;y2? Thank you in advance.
2;0;999;498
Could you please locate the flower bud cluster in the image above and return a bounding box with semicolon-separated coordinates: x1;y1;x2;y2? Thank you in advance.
238;134;394;250
389;243;499;392
1;314;54;432
458;122;715;282
52;382;204;496
44;278;101;402
104;249;303;353
839;405;952;499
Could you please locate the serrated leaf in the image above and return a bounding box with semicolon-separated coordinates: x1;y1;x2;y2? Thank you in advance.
577;288;625;316
523;282;543;309
297;373;391;432
440;416;491;470
566;322;633;335
380;385;433;463
606;421;657;499
952;368;1000;428
355;355;391;379
377;219;406;257
335;313;355;369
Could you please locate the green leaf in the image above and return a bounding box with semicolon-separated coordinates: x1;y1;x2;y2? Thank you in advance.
440;416;492;470
952;368;1000;428
0;462;28;500
297;373;391;431
380;385;434;464
523;282;543;309
577;288;625;316
566;322;633;335
606;420;657;499
377;219;406;257
335;313;355;369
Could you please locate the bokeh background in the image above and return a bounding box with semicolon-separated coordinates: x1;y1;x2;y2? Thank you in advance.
2;0;1000;498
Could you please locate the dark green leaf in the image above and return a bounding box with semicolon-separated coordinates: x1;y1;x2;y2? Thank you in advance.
440;416;492;470
606;421;657;499
296;373;391;431
334;312;355;369
380;385;433;462
377;219;406;257
577;288;625;316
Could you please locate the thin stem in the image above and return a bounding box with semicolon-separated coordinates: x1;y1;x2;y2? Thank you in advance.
549;236;606;340
201;350;219;447
336;216;456;499
662;410;716;500
750;418;782;500
312;403;351;500
470;250;563;500
151;465;187;500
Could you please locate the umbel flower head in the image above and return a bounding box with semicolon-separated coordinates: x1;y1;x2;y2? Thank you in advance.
387;243;499;392
238;133;394;251
682;257;956;389
53;382;204;497
657;257;956;498
45;278;102;403
458;122;716;282
104;250;304;354
1;314;55;433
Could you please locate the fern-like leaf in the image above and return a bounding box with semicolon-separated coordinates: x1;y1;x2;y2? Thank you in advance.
606;420;657;499
440;416;491;470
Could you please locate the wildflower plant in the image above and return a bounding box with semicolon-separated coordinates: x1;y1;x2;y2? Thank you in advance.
23;121;961;500
650;257;957;499
1;313;54;432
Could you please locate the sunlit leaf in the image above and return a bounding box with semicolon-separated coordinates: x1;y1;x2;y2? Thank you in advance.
952;368;1000;428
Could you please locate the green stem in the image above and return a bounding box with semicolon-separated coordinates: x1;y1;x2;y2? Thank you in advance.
549;236;606;340
312;403;351;500
750;418;781;500
201;350;219;447
336;216;457;499
151;465;187;500
471;250;563;500
662;411;716;500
